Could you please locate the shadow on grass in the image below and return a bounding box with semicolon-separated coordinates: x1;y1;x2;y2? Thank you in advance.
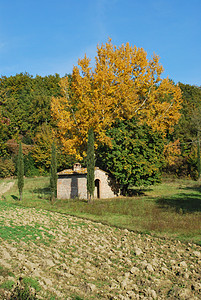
55;198;88;206
11;195;19;201
156;193;201;213
127;187;153;196
33;187;51;195
181;184;201;193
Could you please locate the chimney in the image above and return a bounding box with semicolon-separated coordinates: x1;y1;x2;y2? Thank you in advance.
73;163;81;172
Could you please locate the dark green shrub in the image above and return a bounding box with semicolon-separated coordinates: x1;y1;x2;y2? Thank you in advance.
24;154;41;177
87;128;95;201
9;284;37;299
97;118;164;195
9;277;39;300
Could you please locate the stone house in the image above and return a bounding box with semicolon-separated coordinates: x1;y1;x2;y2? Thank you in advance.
57;163;118;199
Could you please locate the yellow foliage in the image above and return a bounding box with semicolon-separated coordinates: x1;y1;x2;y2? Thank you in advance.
31;124;55;169
51;39;182;158
164;139;181;166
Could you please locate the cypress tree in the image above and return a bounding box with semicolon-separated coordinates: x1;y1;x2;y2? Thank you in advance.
17;142;24;201
50;143;57;203
87;128;95;202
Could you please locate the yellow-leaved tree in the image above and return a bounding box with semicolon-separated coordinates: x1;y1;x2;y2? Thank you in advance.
51;39;182;159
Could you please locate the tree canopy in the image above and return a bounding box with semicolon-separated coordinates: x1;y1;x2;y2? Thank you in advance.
51;40;182;159
164;83;201;179
96;117;165;194
2;60;201;183
0;73;61;140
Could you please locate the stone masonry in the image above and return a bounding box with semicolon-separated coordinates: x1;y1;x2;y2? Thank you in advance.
57;163;118;199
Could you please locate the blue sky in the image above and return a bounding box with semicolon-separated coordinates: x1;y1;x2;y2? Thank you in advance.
0;0;201;85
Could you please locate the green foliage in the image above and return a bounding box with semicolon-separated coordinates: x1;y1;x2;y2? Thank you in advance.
31;124;53;171
0;73;34;139
56;149;76;172
27;74;61;130
22;277;41;292
0;73;61;140
23;153;41;177
0;111;9;157
166;83;201;178
0;280;15;290
9;277;39;300
50;143;57;202
17;142;24;200
97;118;164;195
175;83;201;140
0;71;199;181
31;123;73;174
87;128;95;201
186;145;199;180
0;158;15;178
0;73;64;177
197;133;201;178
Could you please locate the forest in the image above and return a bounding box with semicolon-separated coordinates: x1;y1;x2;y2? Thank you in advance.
1;41;201;195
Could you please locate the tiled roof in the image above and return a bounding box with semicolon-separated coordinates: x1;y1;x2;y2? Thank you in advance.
57;167;101;176
57;168;87;175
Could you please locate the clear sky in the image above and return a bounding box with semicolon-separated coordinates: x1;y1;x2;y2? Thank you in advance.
0;0;201;85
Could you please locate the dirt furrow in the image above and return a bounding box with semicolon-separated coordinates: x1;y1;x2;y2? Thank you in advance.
0;207;200;299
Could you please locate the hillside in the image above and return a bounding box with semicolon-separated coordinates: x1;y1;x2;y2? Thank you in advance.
0;204;200;299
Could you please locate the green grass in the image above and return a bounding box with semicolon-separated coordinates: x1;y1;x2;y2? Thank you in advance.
22;277;41;292
0;265;15;278
0;280;15;290
2;176;201;245
0;277;40;292
0;224;55;245
6;277;40;300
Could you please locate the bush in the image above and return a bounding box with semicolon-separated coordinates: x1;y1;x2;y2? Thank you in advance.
97;118;164;195
9;277;39;300
163;145;199;180
9;284;37;299
24;154;41;177
0;158;15;178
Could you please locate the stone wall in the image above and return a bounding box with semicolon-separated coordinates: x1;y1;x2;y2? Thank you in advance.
94;169;117;199
57;174;87;200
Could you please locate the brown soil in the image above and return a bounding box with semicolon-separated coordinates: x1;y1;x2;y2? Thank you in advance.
0;182;200;299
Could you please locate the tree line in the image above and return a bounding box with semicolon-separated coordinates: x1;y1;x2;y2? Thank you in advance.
0;72;74;178
1;40;201;195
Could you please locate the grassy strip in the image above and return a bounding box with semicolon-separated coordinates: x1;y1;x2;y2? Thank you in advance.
2;176;201;245
0;223;55;245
